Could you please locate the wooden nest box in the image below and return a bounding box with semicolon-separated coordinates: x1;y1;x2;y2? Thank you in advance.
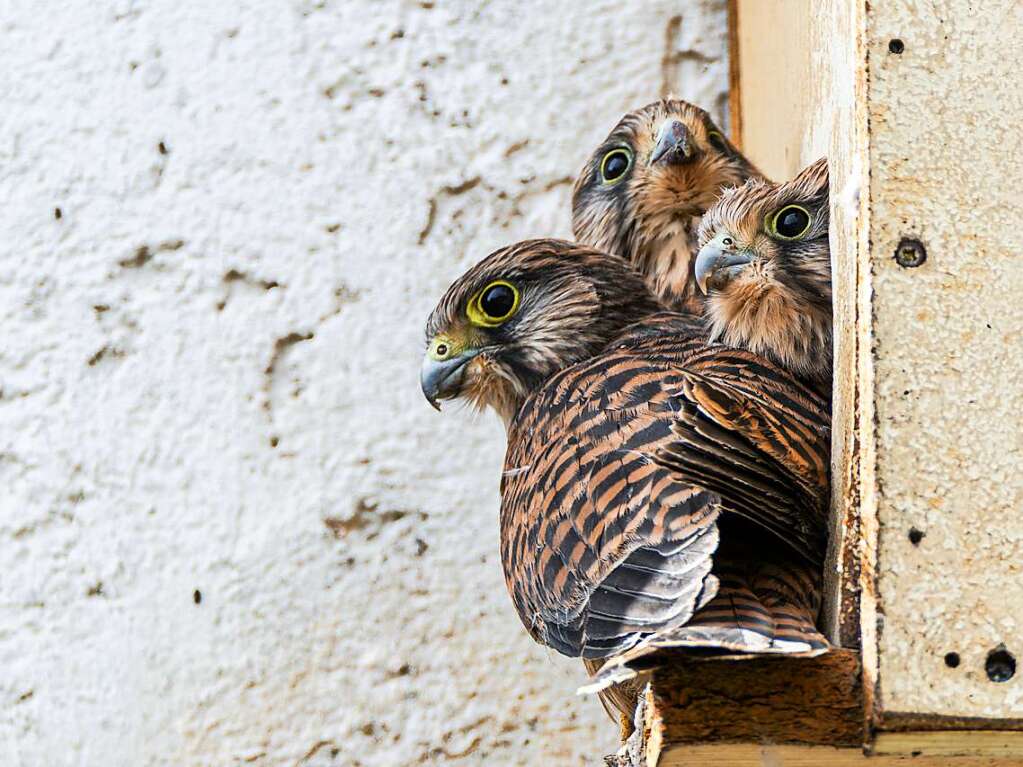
616;1;1023;763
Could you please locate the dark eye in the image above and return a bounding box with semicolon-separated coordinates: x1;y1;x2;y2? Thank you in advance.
770;205;812;239
469;280;520;326
707;130;728;152
600;148;632;183
480;284;515;317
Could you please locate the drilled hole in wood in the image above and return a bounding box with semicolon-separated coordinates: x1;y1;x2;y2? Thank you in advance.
986;647;1016;683
889;38;905;54
944;652;960;668
193;589;202;605
895;237;926;267
908;527;924;546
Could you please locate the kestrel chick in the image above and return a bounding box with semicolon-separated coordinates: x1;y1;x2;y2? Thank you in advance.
571;99;763;312
421;239;830;722
696;158;832;389
421;239;662;425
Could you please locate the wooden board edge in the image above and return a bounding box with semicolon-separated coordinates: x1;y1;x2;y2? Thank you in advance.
726;0;742;146
872;730;1023;758
644;682;666;767
880;711;1023;733
644;649;863;751
655;742;1023;767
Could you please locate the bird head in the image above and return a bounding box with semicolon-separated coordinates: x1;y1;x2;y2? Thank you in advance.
571;99;762;305
421;239;660;425
695;157;833;384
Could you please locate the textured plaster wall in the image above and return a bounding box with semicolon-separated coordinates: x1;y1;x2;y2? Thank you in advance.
0;2;728;765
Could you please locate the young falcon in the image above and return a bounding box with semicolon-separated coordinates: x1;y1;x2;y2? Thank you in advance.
571;99;764;314
421;239;831;728
694;157;832;391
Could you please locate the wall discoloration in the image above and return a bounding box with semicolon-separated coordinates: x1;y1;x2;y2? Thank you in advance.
0;1;728;765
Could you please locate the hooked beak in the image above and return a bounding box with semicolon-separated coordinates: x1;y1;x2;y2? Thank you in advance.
695;234;755;294
420;348;480;411
649;120;694;165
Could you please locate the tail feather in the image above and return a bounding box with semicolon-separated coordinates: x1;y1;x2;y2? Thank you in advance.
580;556;828;696
660;559;826;653
582;657;643;739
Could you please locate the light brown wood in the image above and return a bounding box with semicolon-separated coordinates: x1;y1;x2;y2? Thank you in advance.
643;650;863;752
726;0;742;147
656;743;1023;767
654;732;1023;765
873;731;1023;759
732;0;877;672
648;3;1023;762
730;0;815;181
732;0;876;692
860;0;1023;722
881;713;1023;733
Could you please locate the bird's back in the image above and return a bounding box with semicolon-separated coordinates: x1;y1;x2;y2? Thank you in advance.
499;314;831;660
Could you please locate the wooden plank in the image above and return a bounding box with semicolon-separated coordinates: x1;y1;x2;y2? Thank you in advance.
881;712;1023;733
864;0;1023;721
653;731;1023;766
730;0;872;657
697;0;1023;753
643;650;863;751
729;0;814;180
725;0;742;148
656;743;1023;767
874;731;1023;758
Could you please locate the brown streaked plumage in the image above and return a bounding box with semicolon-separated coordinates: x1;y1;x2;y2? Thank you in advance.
421;239;661;425
421;239;830;731
500;331;830;649
571;99;764;313
695;158;832;391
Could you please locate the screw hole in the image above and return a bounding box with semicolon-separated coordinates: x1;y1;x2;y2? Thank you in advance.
944;652;960;668
908;527;924;546
193;589;202;605
986;647;1016;683
895;237;927;268
54;207;63;220
889;39;905;54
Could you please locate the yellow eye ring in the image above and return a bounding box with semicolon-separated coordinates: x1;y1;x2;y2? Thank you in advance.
599;148;633;184
467;280;520;327
767;204;812;240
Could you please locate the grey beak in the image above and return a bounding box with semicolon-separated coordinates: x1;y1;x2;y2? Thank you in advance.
649;120;693;165
420;349;479;411
694;239;754;294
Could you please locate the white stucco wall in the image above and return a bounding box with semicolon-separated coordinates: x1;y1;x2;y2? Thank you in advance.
0;2;728;765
